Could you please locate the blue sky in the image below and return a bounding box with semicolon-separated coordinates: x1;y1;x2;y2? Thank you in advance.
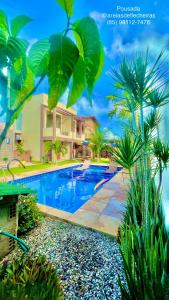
1;0;169;138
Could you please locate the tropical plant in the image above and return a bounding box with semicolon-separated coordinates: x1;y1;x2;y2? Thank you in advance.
111;133;143;174
89;127;109;161
18;194;43;235
107;91;138;129
153;139;169;193
0;10;35;147
2;156;8;162
16;141;25;154
45;140;67;161
110;51;169;299
29;0;104;108
0;0;104;147
0;255;63;299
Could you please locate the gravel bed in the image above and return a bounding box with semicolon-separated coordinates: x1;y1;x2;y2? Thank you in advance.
6;218;126;300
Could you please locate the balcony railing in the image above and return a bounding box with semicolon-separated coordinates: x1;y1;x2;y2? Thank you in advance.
43;127;85;140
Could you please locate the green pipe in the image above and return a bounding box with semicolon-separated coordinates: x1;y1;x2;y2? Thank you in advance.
0;231;30;253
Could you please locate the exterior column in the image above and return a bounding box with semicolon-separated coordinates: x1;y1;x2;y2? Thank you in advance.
52;109;56;162
70;142;74;159
40;105;44;161
79;121;82;137
82;145;86;158
53;108;56;141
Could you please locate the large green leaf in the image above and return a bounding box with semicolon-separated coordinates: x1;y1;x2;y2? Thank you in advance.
0;10;9;33
95;43;104;81
0;71;8;112
48;34;79;109
0;29;8;67
7;37;28;62
73;17;104;102
10;62;34;112
0;31;28;66
67;56;86;107
11;15;32;37
10;56;27;99
29;38;50;76
56;0;74;17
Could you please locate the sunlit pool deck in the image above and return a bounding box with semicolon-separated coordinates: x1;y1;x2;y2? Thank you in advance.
2;163;128;237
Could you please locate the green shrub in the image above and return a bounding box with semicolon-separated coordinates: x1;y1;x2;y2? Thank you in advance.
16;141;25;155
18;194;43;235
2;156;8;162
118;172;169;299
0;255;64;300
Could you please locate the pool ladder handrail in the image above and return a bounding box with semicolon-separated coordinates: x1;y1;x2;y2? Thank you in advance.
7;158;26;182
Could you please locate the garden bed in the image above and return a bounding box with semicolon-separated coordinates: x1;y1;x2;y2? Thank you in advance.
5;217;126;300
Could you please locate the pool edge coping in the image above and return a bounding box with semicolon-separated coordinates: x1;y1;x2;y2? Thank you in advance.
37;169;128;237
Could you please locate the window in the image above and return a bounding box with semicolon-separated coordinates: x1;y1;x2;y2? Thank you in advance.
56;115;61;129
46;112;53;128
15;134;21;143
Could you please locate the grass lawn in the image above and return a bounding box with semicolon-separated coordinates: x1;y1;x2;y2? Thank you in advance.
91;158;110;164
0;159;81;178
0;158;109;179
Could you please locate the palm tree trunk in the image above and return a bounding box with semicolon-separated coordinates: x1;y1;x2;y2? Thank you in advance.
97;151;100;162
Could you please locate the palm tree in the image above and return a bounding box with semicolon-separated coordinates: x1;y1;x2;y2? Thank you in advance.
110;51;169;228
107;92;138;125
110;51;169;299
45;140;67;162
89;127;108;161
111;133;143;175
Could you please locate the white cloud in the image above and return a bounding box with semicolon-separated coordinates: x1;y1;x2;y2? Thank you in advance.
104;35;125;59
103;128;119;140
89;11;105;28
60;88;69;105
73;96;112;117
105;33;169;60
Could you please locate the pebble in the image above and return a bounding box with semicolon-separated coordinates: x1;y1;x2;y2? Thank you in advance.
6;218;127;299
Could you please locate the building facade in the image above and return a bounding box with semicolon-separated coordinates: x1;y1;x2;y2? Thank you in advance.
0;121;23;161
20;94;97;162
0;94;97;162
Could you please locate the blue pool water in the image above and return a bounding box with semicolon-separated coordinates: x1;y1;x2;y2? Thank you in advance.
14;165;121;213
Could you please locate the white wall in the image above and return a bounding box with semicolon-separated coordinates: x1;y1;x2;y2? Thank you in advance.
160;104;169;230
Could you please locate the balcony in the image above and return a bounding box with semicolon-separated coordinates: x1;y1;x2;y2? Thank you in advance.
43;127;53;136
43;127;85;141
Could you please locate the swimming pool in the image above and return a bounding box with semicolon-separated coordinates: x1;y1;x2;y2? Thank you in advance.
14;165;121;213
